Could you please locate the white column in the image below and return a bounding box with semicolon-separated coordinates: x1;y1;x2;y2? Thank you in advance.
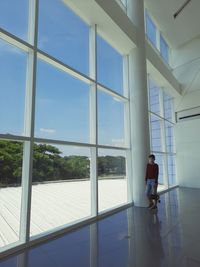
127;0;150;207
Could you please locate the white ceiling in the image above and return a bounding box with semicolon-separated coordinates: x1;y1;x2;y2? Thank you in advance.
144;0;200;48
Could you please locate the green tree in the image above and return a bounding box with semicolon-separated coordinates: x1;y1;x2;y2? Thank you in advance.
0;140;23;186
98;156;125;176
33;144;62;182
0;140;125;186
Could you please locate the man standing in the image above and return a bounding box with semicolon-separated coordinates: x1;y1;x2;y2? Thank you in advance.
145;154;159;209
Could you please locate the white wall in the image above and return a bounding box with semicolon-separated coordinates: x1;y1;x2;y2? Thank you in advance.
172;34;200;189
175;90;200;188
172;38;200;93
175;90;200;111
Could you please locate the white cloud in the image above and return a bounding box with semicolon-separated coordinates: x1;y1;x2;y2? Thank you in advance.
40;128;56;134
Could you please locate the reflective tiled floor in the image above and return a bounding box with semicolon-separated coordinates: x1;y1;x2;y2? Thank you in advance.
0;187;200;267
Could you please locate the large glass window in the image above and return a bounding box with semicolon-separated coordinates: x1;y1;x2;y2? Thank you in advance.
164;92;173;122
165;122;174;153
160;34;169;64
154;153;164;185
35;59;90;143
0;0;28;41
150;115;162;152
145;11;171;67
98;90;125;147
145;12;157;47
98;149;127;212
0;1;130;253
97;35;124;94
30;144;91;236
148;77;176;190
0;39;27;136
168;155;176;186
149;79;160;115
38;0;89;75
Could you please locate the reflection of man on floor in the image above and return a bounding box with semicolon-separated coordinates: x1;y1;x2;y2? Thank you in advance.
133;207;164;267
148;210;164;257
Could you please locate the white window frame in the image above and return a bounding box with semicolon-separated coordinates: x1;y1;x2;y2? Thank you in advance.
0;0;132;256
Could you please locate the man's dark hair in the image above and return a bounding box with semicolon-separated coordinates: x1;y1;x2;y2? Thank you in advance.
149;154;155;160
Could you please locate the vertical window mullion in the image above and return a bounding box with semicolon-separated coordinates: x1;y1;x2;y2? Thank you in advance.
159;89;166;153
160;89;169;188
19;0;38;244
89;25;98;216
123;55;132;202
147;74;153;151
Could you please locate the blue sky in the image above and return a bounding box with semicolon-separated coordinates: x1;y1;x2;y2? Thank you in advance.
0;0;125;156
146;12;157;47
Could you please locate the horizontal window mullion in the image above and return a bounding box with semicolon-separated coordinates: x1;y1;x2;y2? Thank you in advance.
37;49;95;85
97;83;128;102
97;144;129;150
0;134;30;142
33;138;96;148
151;150;176;156
0;27;33;53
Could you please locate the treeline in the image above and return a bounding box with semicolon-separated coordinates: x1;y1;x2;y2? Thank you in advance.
0;140;125;187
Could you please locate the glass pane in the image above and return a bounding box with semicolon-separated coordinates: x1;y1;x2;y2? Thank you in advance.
0;0;28;41
154;153;164;185
121;0;127;6
165;122;174;153
150;115;162;152
38;0;89;75
116;0;127;10
168;155;176;186
164;92;173;122
98;149;127;212
149;79;160;115
0;39;27;136
98;90;125;147
35;59;90;143
160;34;169;64
146;12;157;47
0;140;23;248
97;35;123;94
30;144;91;236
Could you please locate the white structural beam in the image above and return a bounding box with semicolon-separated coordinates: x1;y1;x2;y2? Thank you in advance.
94;0;138;46
64;0;135;55
65;0;181;97
146;42;182;97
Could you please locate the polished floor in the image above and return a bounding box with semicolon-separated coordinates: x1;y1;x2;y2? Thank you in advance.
0;179;165;247
0;187;199;267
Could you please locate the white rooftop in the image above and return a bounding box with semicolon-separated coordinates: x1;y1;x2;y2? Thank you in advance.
0;179;165;248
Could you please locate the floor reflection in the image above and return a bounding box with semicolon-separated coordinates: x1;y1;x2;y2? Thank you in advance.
1;188;200;267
